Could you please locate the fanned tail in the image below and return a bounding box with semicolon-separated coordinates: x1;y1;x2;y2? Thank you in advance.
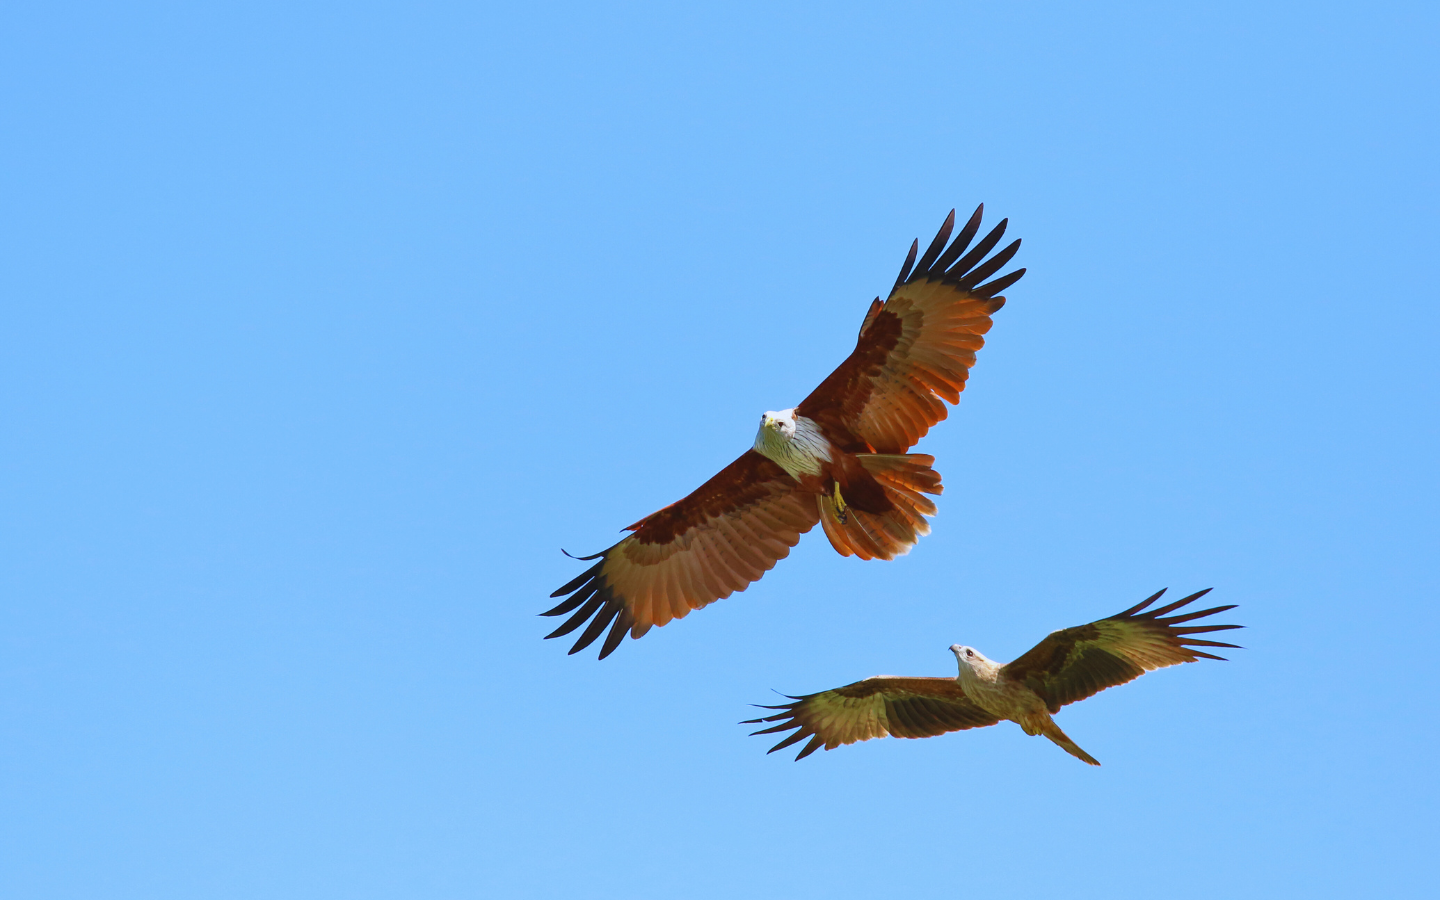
819;454;942;560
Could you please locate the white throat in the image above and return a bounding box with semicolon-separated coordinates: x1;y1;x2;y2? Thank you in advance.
753;410;831;480
954;650;999;689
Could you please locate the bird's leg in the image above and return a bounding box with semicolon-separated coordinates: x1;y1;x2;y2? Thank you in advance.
832;481;849;524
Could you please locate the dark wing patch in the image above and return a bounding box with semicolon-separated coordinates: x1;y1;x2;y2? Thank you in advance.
543;451;820;659
743;676;1000;760
797;205;1025;453
1001;589;1243;713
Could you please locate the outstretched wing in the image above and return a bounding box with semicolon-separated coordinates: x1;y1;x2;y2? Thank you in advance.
743;676;1000;760
543;450;821;659
1001;589;1243;714
796;205;1025;454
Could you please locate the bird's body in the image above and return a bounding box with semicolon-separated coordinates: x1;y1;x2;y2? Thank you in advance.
545;206;1025;658
752;409;893;522
951;644;1100;765
746;589;1241;765
952;647;1033;721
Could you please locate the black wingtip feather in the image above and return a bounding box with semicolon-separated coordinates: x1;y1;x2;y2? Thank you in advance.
741;713;789;725
1118;588;1168;618
795;735;826;760
892;239;919;292
975;267;1025;298
544;593;604;639
947;219;1007;279
596;610;633;659
750;722;799;736
935;204;985;272
1176;623;1244;635
769;730;810;754
1148;590;1214;619
1160;603;1236;625
560;547;607;562
567;598;623;655
550;559;605;598
958;238;1022;290
913;209;956;275
540;581;599;617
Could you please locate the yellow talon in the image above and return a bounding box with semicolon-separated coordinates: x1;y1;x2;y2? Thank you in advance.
833;481;849;525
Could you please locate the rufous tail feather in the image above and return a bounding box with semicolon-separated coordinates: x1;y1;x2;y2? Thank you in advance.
818;454;942;561
1041;720;1101;766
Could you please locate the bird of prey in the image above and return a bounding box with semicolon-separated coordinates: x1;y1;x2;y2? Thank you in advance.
544;206;1025;659
744;589;1240;765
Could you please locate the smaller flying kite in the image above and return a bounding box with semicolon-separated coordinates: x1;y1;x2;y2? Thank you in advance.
744;589;1240;765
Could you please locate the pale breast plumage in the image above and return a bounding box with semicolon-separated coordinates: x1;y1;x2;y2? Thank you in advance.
753;412;831;480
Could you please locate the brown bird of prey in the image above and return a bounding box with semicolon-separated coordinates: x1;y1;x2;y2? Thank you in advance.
745;589;1241;765
545;206;1025;658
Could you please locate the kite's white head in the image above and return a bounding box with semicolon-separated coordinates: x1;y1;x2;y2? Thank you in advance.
951;644;998;683
758;409;798;441
753;408;830;479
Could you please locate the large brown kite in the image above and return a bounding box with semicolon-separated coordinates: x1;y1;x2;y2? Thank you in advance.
544;206;1025;658
745;589;1241;765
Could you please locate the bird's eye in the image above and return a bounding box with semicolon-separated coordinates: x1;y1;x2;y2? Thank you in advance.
965;649;974;658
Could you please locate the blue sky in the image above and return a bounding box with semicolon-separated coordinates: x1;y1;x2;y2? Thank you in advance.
3;1;1437;897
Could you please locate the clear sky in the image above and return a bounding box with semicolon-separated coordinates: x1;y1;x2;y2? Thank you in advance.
3;2;1437;898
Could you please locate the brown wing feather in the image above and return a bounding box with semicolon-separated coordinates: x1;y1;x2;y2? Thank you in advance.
1001;589;1243;713
743;676;1000;760
542;451;821;659
796;205;1025;454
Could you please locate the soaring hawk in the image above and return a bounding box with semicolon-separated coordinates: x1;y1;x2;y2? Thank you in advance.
745;589;1241;765
545;206;1025;658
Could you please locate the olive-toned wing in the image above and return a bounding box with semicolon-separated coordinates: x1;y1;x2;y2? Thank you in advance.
542;450;821;659
743;676;1000;760
796;205;1025;454
1001;589;1243;714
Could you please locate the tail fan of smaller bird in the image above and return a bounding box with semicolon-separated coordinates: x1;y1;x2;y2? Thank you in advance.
818;453;942;560
1040;719;1101;766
